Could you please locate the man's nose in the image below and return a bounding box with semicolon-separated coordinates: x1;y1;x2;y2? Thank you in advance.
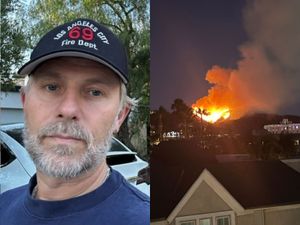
56;90;81;120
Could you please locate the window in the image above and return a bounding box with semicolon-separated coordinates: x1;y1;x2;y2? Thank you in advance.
0;141;16;167
5;128;24;146
199;218;211;225
106;154;137;166
110;139;130;152
216;216;230;225
176;211;235;225
180;221;196;225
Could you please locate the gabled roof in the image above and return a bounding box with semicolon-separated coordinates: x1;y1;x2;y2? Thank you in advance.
151;161;201;220
167;168;243;223
151;141;300;221
151;140;217;221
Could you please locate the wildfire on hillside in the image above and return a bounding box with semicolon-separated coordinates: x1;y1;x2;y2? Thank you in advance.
190;0;300;123
192;66;237;123
192;106;230;123
192;60;283;124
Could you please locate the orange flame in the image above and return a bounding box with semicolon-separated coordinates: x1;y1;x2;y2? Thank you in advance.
192;106;230;123
192;60;284;124
192;66;234;123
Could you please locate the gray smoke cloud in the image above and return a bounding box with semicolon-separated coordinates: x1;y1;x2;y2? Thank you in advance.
193;0;300;119
240;0;300;110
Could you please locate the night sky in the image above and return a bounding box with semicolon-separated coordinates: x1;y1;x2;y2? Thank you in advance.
150;0;300;115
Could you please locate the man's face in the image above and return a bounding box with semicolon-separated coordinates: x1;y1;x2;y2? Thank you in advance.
22;57;128;178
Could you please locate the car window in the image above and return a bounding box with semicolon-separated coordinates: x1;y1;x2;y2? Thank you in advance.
106;154;137;166
0;141;16;167
110;139;129;152
5;129;24;147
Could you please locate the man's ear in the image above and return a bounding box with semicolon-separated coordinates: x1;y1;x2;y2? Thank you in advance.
113;105;131;133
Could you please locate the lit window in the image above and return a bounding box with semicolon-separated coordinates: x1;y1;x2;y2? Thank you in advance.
216;216;230;225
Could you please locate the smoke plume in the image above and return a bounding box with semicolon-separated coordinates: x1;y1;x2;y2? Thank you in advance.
193;0;300;119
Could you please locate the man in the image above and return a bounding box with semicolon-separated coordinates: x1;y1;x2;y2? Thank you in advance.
0;18;149;225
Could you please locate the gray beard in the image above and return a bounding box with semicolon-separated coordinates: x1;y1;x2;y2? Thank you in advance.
23;120;113;179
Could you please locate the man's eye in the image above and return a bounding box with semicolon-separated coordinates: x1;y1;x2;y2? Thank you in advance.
89;90;102;96
45;84;58;91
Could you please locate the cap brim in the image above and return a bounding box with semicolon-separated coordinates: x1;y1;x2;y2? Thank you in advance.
18;51;128;84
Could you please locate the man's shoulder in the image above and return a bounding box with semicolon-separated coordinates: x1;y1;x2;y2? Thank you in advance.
112;169;149;203
1;184;28;199
0;184;28;211
111;181;150;225
107;170;149;223
120;178;150;203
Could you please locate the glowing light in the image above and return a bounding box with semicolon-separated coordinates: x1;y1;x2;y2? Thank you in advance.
193;106;230;123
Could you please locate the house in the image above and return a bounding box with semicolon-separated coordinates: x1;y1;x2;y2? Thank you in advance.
151;141;300;225
0;91;24;124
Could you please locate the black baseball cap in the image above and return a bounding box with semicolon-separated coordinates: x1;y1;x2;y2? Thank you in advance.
18;18;128;84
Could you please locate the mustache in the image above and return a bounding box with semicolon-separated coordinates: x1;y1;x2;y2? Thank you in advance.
37;121;93;145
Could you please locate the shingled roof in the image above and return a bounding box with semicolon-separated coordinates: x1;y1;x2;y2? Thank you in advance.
151;140;217;220
151;141;300;221
208;161;300;209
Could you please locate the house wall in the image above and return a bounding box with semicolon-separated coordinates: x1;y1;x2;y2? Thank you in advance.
0;108;24;124
177;181;231;217
265;207;300;225
236;210;265;225
153;205;300;225
236;213;254;225
236;207;300;225
0;92;24;124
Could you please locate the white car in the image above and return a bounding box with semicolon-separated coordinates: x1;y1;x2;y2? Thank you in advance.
0;123;149;195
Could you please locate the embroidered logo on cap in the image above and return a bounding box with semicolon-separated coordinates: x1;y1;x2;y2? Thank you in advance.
18;18;129;84
53;19;110;51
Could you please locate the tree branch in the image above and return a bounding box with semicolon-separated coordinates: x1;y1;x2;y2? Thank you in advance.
103;1;127;29
101;22;122;33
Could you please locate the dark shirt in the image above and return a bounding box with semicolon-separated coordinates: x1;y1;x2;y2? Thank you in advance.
0;169;149;225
